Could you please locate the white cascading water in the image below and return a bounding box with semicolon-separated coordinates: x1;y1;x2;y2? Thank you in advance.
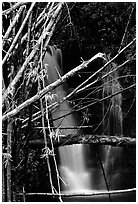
102;56;123;190
43;46;91;192
43;47;123;195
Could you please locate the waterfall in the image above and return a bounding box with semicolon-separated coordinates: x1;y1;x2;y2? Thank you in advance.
43;47;123;195
102;55;123;189
43;46;91;192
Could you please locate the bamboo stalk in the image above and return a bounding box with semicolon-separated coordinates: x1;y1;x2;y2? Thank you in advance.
2;156;6;201
2;2;63;105
45;89;63;202
5;58;15;202
3;5;25;46
19;3;53;46
2;2;30;15
25;11;33;58
35;2;55;29
2;3;36;66
38;76;54;194
6;120;12;202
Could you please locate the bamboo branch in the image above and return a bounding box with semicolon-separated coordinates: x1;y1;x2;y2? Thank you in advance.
3;5;25;47
35;2;55;30
25;11;33;58
21;134;136;148
2;2;63;106
2;3;36;66
19;3;54;46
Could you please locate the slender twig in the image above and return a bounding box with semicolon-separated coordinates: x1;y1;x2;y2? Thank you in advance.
62;37;135;103
51;83;135;123
97;147;112;201
123;96;135;119
34;126;95;130
76;59;130;95
49;60;134;115
118;4;135;52
17;187;136;196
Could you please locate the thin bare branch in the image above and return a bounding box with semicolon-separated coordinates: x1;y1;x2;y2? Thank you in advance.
61;38;136;103
51;84;135;124
18;187;136;197
118;3;135;52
